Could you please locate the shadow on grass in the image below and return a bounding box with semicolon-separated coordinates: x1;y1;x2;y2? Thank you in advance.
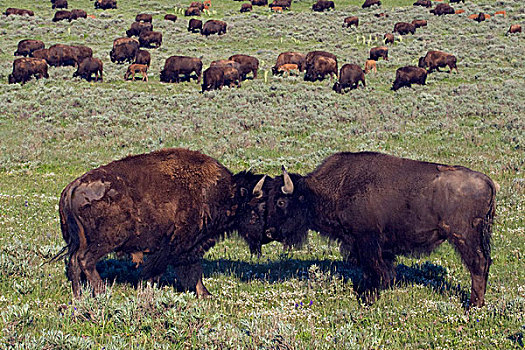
96;257;470;306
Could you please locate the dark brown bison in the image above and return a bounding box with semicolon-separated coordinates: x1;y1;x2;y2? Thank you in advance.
46;44;82;67
53;10;72;21
369;46;388;61
305;51;337;73
221;67;241;88
72;45;93;64
413;0;431;7
272;51;306;74
31;49;49;61
265;152;497;308
269;0;291;10
384;33;394;44
73;57;103;81
430;3;454;16
70;9;87;19
507;24;522;35
110;38;139;64
210;60;242;78
251;0;267;6
418;50;458;73
8;57;49;84
333;64;365;93
136;13;152;22
164;14;177;21
14;40;45;57
160;55;203;83
190;1;205;10
185;7;201;16
188;18;203;32
392;66;427;91
95;0;117;9
412;19;427;28
52;0;68;9
5;8;34;16
54;148;269;297
394;22;416;35
240;3;252;12
312;0;334;12
229;54;259;80
201;66;225;92
126;21;153;37
473;12;488;23
201;20;227;36
343;16;359;28
139;31;162;48
305;55;337;82
362;0;380;8
134;49;151;66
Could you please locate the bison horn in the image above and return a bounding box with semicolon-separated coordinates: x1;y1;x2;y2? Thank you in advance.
252;175;266;198
281;166;294;194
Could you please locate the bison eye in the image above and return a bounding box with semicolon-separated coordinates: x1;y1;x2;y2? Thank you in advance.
277;199;286;208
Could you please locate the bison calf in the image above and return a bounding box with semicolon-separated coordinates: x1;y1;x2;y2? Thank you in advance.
364;59;377;73
343;16;359;28
124;63;148;81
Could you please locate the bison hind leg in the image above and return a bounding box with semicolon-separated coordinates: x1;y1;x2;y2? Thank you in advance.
67;251;83;298
174;262;211;298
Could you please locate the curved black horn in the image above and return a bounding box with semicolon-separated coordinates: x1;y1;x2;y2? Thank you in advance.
252;175;266;198
281;166;294;194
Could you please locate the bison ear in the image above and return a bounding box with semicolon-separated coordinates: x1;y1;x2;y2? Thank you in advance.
252;175;266;199
281;166;294;195
240;187;248;197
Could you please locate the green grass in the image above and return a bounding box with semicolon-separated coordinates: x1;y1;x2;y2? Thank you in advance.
1;0;524;348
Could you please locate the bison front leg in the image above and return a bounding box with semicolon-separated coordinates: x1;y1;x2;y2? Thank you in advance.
174;262;211;298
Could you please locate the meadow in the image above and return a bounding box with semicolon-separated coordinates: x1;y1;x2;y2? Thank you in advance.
0;0;524;348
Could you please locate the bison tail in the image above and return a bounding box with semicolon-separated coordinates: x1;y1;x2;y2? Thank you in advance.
480;178;497;260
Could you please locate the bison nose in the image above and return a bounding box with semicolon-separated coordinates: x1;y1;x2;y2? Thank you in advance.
265;227;276;239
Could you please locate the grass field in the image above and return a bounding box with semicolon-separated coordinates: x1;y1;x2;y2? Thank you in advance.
0;0;524;348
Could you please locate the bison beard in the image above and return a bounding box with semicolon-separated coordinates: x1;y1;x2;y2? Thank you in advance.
264;152;496;308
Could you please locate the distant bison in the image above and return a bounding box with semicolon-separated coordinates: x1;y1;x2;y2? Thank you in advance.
164;14;177;21
229;54;259;80
139;31;162;48
412;19;427;28
126;21;153;37
185;7;201;16
413;0;431;8
430;3;454;16
394;22;416;35
240;3;252;12
124;63;148;81
53;10;72;22
333;63;365;93
312;0;334;12
305;55;337;82
190;1;205;10
392;66;427;91
364;59;377;74
188;18;203;32
418;50;458;73
73;57;103;81
52;0;68;9
14;39;45;57
251;0;268;5
272;51;306;74
221;67;241;88
71;9;87;19
136;13;152;22
160;55;203;83
276;63;299;76
31;49;49;61
384;33;394;44
47;44;89;67
110;37;140;64
135;49;151;66
362;0;380;8
507;24;522;35
449;0;464;3
201;20;227;36
369;46;388;61
269;0;291;10
95;0;117;9
5;8;34;16
8;57;49;84
471;13;490;22
305;50;337;73
201;66;225;92
343;16;359;28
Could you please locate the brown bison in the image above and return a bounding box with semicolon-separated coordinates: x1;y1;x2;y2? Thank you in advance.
134;49;151;66
95;0;117;9
221;67;241;88
5;8;34;16
8;57;49;84
264;152;497;308
507;24;522;35
305;55;337;82
430;3;454;16
46;44;84;67
364;59;377;74
190;1;205;10
71;9;87;19
31;49;49;61
369;46;388;61
201;66;225;92
110;38;140;64
73;45;93;64
394;22;416;35
269;0;291;10
52;0;68;9
201;20;227;36
412;19;427;28
126;21;153;37
229;54;259;80
240;3;252;12
160;55;203;83
384;33;394;44
73;57;103;81
272;51;306;74
124;63;148;81
305;51;337;73
164;14;177;21
472;13;490;22
251;0;268;5
413;0;431;8
139;31;162;48
53;10;72;21
312;0;334;12
188;18;203;32
392;66;427;91
343;16;359;28
275;63;299;76
333;64;365;93
14;40;45;57
54;148;269;298
185;7;201;16
418;50;458;73
136;13;152;22
362;0;380;8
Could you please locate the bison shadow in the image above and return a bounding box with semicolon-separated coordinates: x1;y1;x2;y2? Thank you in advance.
96;257;470;306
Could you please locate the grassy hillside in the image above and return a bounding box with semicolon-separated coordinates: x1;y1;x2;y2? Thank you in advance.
0;0;524;348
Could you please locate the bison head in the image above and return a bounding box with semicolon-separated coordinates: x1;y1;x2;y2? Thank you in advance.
418;57;426;68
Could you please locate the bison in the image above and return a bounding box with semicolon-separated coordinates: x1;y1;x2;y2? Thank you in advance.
95;0;117;9
201;66;225;92
362;0;380;9
73;57;103;81
124;63;148;81
264;151;497;308
305;55;337;82
71;9;87;19
430;3;454;16
343;16;359;28
507;24;522;35
47;44;84;67
14;40;45;57
312;0;334;12
272;52;306;74
369;46;388;61
126;21;153;37
5;8;34;16
53;10;72;22
54;148;269;298
185;7;201;16
52;0;68;9
229;54;259;80
190;1;205;10
221;67;241;88
413;0;431;8
160;55;203;83
384;33;394;44
136;13;152;22
240;3;252;12
392;66;427;91
31;48;49;61
269;0;291;10
139;31;162;48
134;49;151;66
305;51;337;73
251;0;268;5
110;38;140;64
364;59;377;74
8;57;49;84
188;18;203;32
72;45;93;64
201;20;227;36
333;63;365;93
165;14;177;21
419;50;458;73
412;19;427;28
394;22;416;35
275;63;299;76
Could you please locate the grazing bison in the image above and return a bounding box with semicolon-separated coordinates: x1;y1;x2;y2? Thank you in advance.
201;20;227;36
165;14;177;21
240;3;252;12
139;31;162;48
72;45;93;64
54;148;269;298
343;16;359;28
160;55;203;83
269;0;292;10
126;21;153;37
305;51;337;72
188;18;203;32
394;22;416;35
201;66;225;92
5;8;34;16
8;57;49;84
229;54;259;80
392;66;427;91
52;0;68;9
312;0;334;12
507;24;522;35
190;1;205;10
413;0;431;8
251;0;268;6
265;152;497;308
134;49;151;66
71;9;87;19
384;33;394;44
412;19;427;28
31;48;49;61
46;44;86;67
136;13;152;22
110;38;139;64
369;46;388;61
185;7;201;16
276;63;299;76
53;10;72;21
210;60;242;77
305;55;337;82
418;50;458;73
73;57;103;81
430;3;454;16
272;51;306;74
124;63;148;81
95;0;117;9
221;67;241;88
15;39;45;57
364;59;377;74
362;0;380;8
333;63;365;93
